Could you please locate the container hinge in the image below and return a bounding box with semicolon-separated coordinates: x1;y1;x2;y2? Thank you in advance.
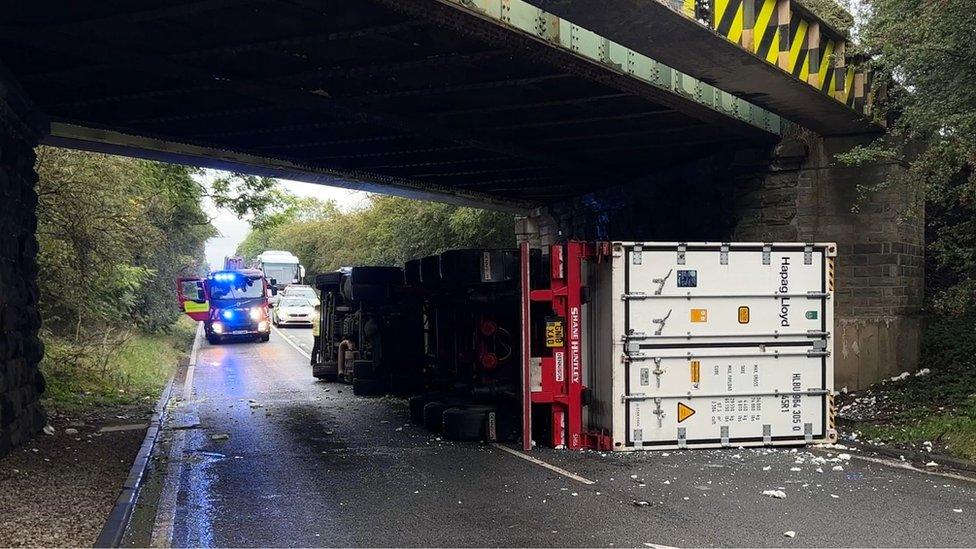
652;398;664;428
804;244;813;265
652;268;672;295
720;425;730;447
632;244;643;265
677;427;687;448
762;244;772;265
651;358;664;389
762;424;772;445
652;309;672;336
804;422;813;442
677;243;687;265
720;243;730;265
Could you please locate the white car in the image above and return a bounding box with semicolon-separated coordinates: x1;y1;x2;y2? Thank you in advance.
281;284;320;306
272;297;316;327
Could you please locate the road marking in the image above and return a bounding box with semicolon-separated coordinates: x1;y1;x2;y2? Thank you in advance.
151;322;203;548
848;453;976;484
272;325;311;359
491;443;595;485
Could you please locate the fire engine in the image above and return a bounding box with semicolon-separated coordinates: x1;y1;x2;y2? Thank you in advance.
177;269;271;344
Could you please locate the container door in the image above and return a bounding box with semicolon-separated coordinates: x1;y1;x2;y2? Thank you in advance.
177;277;210;322
619;243;833;449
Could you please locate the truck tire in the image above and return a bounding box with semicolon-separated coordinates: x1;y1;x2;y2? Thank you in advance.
408;393;444;424
352;378;386;397
260;334;270;342
207;334;221;345
313;361;338;381
442;405;496;442
349;266;403;286
352;359;376;379
422;399;466;433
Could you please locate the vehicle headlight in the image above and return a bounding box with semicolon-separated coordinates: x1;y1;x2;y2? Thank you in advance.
212;322;224;334
249;307;263;320
258;320;269;332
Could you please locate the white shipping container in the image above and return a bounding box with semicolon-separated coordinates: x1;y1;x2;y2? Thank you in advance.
584;242;836;451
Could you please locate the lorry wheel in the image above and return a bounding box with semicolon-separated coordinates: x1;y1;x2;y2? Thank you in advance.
207;334;221;345
422;399;466;433
352;359;376;379
352;378;386;397
313;361;338;381
409;393;444;424
442;405;496;442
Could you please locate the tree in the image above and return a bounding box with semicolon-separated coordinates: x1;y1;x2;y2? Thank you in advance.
35;147;216;334
839;0;976;313
236;192;516;278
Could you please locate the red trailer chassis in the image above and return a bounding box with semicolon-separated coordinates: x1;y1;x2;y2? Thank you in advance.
520;241;613;451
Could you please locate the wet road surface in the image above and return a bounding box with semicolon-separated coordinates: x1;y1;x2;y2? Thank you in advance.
147;327;976;547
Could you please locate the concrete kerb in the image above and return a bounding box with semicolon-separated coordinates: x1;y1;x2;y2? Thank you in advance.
93;323;203;548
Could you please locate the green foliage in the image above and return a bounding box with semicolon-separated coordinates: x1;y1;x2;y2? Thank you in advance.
838;0;976;314
35;148;215;409
796;0;854;35
853;316;976;460
236;192;516;277
35;147;216;333
40;317;197;410
209;173;280;224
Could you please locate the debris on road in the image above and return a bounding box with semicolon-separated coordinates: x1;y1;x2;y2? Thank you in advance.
762;490;787;499
633;500;651;507
784;531;796;538
211;433;230;441
925;461;939;467
42;425;55;435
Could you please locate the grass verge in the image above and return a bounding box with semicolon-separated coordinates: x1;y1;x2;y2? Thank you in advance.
40;317;197;412
840;316;976;461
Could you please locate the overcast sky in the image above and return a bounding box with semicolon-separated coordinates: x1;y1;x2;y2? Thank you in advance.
199;171;369;268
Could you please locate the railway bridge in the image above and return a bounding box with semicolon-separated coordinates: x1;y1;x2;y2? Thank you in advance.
0;0;918;456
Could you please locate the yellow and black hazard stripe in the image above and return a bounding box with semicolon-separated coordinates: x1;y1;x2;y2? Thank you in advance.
714;0;744;44
752;0;779;64
787;14;810;79
827;393;837;438
827;258;835;292
835;66;854;106
818;38;835;94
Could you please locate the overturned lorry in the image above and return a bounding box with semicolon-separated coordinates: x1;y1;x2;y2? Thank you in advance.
311;241;837;451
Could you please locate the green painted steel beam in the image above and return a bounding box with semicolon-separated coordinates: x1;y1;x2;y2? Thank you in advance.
439;0;783;135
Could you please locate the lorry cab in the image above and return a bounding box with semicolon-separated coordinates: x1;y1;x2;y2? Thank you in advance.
178;269;271;344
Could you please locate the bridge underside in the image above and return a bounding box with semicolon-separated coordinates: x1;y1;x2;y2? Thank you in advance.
0;0;777;210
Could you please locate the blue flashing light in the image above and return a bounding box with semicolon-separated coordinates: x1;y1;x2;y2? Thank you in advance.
213;272;237;282
222;309;234;320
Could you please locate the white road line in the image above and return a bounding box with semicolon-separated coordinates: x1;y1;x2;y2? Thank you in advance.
150;322;203;548
849;453;976;484
491;443;596;485
272;325;311;359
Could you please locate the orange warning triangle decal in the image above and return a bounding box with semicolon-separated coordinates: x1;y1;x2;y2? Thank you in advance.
677;402;696;423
